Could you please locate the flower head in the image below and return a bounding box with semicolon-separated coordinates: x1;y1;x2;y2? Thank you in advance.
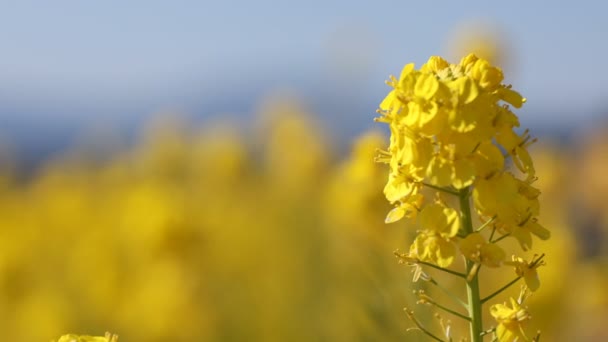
377;54;548;251
506;255;545;292
377;54;535;219
377;54;548;341
408;203;460;267
460;232;506;268
490;297;531;342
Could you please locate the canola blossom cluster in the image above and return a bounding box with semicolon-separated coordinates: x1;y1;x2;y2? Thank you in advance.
376;54;550;341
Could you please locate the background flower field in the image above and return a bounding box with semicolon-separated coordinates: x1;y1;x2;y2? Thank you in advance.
1;100;607;340
1;2;608;341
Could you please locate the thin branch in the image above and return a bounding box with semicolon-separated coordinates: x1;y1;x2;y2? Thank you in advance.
489;226;496;242
480;328;496;336
419;295;471;322
422;182;460;196
404;308;446;342
428;278;469;310
530;254;546;268
419;260;467;278
393;252;466;278
476;215;497;232
491;233;510;244
481;277;522;304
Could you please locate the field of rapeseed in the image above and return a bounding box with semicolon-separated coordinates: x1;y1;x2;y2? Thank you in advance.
0;91;607;341
2;22;608;341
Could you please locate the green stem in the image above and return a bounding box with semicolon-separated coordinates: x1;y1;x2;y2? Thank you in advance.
422;182;460;196
404;308;446;342
428;278;469;310
481;277;521;304
476;215;496;232
489;226;496;242
418;260;467;278
421;295;471;322
480;328;496;336
459;188;483;342
491;233;510;244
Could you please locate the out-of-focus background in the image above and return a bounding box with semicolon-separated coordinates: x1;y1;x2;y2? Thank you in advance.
1;1;607;341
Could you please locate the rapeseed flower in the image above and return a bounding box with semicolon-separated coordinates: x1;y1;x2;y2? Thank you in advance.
506;256;545;292
490;297;531;342
376;54;549;341
53;332;118;342
460;232;505;268
409;203;460;267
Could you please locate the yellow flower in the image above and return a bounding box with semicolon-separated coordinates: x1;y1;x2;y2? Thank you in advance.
410;232;457;268
509;218;551;251
490;298;531;342
496;127;536;180
376;54;533;222
471;141;504;178
53;332;118;342
377;53;547;342
459;233;506;268
383;172;419;204
385;193;423;224
419;203;460;238
473;172;548;250
505;256;544;292
473;172;526;224
408;203;460;267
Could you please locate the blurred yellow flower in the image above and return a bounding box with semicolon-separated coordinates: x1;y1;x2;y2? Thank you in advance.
506;256;544;292
490;297;531;342
385;193;423;224
53;332;118;342
409;203;460;267
460;232;506;268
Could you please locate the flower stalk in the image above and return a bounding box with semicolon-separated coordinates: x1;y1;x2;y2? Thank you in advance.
375;54;549;341
459;189;483;342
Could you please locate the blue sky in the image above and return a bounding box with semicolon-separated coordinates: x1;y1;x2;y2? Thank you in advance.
0;0;606;126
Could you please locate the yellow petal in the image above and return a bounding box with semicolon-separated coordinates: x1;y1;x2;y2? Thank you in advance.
513;146;535;178
414;73;440;100
479;66;504;89
495;324;517;342
398;63;416;83
434;238;457;267
496;126;521;152
449;76;479;104
379;89;402;115
526;220;551;240
426;156;452;187
424;56;450;72
510;226;533;251
385;206;405;224
419;203;460;237
383;174;415;203
524;269;540;292
460;53;479;70
459;233;485;259
498;87;525;108
452;158;475;189
481;243;506;267
472;142;504;178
